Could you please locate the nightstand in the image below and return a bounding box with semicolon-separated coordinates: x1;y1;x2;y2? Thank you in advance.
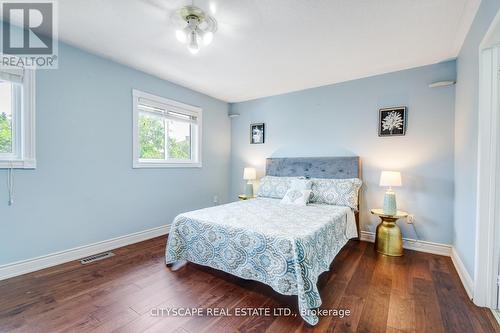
370;209;408;256
238;194;255;200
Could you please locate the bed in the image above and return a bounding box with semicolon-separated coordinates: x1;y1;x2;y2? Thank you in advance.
165;157;361;325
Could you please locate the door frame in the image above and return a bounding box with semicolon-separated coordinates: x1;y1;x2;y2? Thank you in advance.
475;11;500;308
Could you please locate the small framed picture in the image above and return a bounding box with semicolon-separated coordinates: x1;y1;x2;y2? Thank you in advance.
379;107;407;136
250;123;265;144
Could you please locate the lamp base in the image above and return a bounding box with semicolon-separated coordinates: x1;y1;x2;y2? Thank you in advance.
244;182;254;197
383;190;397;215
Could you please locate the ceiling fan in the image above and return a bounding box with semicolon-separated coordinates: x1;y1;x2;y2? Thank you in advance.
172;4;217;54
142;0;218;55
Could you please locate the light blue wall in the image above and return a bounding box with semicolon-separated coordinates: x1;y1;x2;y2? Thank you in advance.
230;61;456;245
454;0;500;277
0;42;231;265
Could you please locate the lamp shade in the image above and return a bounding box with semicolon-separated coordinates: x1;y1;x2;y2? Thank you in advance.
243;167;256;180
379;171;402;187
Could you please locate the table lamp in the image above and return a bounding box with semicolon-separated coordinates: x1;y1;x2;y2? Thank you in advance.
243;167;256;197
379;171;402;215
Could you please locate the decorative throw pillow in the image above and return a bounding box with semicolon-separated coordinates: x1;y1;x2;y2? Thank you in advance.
257;176;297;199
310;178;362;209
281;189;312;206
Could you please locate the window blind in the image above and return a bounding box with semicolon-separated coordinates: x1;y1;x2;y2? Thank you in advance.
0;67;24;83
137;97;198;125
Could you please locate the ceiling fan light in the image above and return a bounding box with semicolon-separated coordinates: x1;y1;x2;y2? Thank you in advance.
188;44;199;54
203;31;213;45
188;32;200;54
175;29;187;43
209;2;217;15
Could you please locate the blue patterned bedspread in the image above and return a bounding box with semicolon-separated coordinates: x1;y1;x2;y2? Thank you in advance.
165;198;357;325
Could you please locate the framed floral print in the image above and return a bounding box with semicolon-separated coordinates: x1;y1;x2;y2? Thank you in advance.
250;123;265;144
379;107;407;136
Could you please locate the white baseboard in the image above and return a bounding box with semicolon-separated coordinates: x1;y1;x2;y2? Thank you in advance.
0;224;170;281
359;231;452;256
491;309;500;325
450;247;474;299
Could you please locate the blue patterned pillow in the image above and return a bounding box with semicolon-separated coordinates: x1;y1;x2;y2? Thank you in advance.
290;178;312;191
310;178;362;209
257;176;301;199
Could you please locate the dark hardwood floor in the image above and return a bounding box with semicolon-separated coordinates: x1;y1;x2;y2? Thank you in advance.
0;236;498;333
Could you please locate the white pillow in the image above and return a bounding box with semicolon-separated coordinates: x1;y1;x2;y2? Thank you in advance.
310;178;362;209
281;189;312;206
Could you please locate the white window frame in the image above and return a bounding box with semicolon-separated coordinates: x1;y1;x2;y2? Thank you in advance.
0;68;36;169
132;89;202;168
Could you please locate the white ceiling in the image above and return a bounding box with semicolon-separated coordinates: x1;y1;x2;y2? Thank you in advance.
56;0;480;102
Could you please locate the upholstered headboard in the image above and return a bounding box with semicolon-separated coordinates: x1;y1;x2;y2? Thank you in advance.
265;156;361;238
265;156;360;179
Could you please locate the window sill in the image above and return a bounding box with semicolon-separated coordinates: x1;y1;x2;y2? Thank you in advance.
133;160;202;169
0;159;36;169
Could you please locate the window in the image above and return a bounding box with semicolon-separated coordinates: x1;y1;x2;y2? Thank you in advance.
0;67;35;169
132;90;202;168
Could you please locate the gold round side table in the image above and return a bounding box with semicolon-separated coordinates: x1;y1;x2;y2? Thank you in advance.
370;209;408;256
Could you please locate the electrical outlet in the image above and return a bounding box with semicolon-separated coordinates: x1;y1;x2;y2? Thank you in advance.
407;214;415;224
213;195;219;205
